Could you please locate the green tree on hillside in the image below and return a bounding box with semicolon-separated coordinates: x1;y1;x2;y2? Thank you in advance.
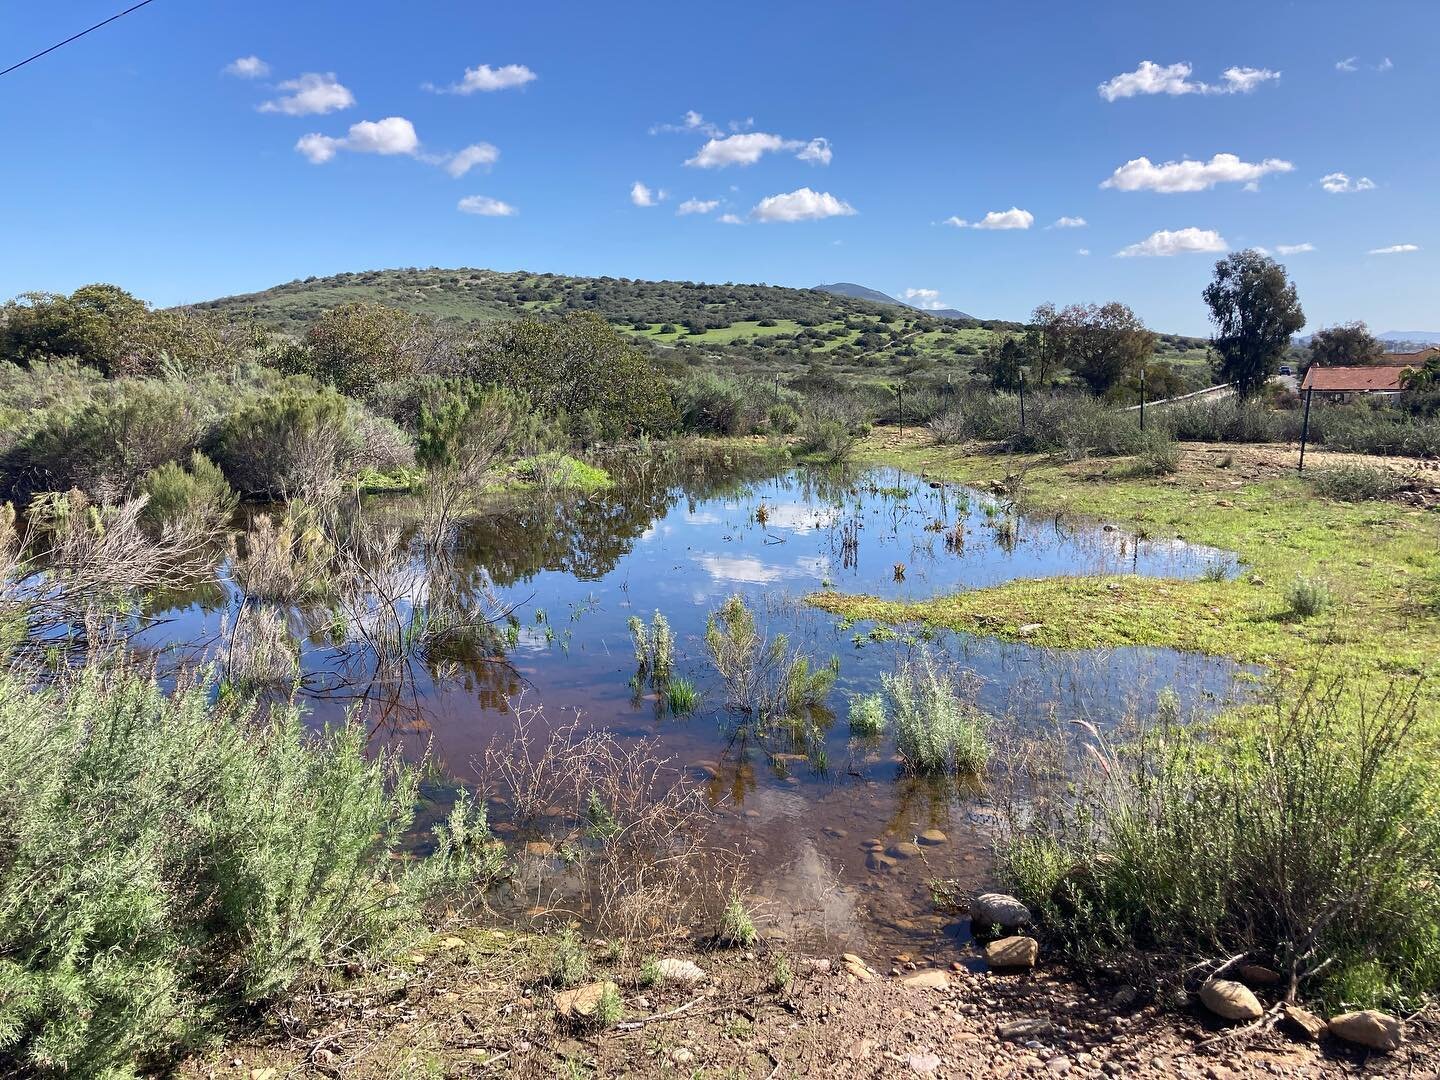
1057;301;1156;395
1308;321;1384;368
978;336;1026;390
1202;251;1305;398
290;302;439;398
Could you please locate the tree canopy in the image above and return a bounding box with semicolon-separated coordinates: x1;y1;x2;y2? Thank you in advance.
1308;321;1385;368
1202;251;1305;399
1052;301;1156;395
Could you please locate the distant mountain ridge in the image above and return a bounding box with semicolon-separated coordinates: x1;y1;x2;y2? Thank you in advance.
1379;331;1440;346
814;282;976;322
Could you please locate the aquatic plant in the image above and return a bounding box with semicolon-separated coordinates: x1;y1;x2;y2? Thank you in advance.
666;677;700;714
847;691;886;737
705;594;838;723
627;610;674;684
882;647;989;775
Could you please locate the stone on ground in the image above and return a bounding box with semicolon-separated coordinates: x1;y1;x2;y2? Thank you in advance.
553;980;618;1019
1328;1009;1403;1051
1237;963;1281;987
985;936;1039;970
1279;1002;1327;1041
970;892;1032;930
655;957;706;983
1198;978;1263;1022
899;968;950;990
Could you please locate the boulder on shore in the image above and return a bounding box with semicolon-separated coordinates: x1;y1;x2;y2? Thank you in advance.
970;892;1031;930
1198;978;1263;1022
985;936;1039;970
554;981;618;1019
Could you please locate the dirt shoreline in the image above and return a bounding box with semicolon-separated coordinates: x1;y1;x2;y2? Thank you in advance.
185;930;1439;1078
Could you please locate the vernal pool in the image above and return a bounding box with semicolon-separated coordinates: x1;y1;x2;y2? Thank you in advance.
143;452;1253;954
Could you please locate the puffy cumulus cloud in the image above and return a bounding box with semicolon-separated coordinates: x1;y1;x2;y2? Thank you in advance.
750;188;855;222
260;72;355;116
1102;153;1293;193
676;198;720;215
1099;60;1279;101
1116;227;1227;257
1052;216;1087;228
945;207;1034;230
686;132;832;168
630;181;666;207
1275;243;1315;255
224;55;269;78
903;288;944;310
443;142;500;178
1368;243;1419;255
296;117;419;164
796;137;832;165
425;63;536;94
1320;172;1376;193
458;195;517;217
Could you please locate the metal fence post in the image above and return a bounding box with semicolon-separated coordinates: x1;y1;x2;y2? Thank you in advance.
1298;386;1313;472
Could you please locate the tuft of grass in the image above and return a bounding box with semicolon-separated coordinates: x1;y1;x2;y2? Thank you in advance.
718;894;758;948
1286;574;1332;620
591;983;624;1028
549;929;590;988
883;647;989;775
768;954;793;992
847;691;886;737
1309;463;1405;503
666;678;700;714
637;958;662;989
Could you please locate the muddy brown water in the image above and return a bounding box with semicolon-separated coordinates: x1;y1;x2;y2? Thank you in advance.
142;451;1254;956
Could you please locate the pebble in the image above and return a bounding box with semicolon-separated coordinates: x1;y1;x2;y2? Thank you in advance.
1047;1057;1072;1076
671;1048;694;1065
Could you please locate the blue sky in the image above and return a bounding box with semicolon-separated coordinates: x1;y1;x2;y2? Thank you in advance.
1;0;1434;335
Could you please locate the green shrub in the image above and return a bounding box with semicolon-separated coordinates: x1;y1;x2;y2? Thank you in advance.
1309;463;1405;502
718;895;757;947
0;667;499;1077
766;402;800;435
996;679;1440;1010
1131;429;1180;476
637;957;661;988
138;451;237;537
1286;574;1332;619
549;929;590;988
674;371;748;435
847;691;886;737
769;954;793;992
592;982;623;1027
883;648;989;775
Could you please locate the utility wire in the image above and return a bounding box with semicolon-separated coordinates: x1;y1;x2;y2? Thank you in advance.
0;0;159;79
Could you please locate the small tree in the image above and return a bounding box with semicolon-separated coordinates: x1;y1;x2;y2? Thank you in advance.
1203;251;1305;398
1058;301;1156;395
1308;321;1384;368
979;336;1025;391
1022;302;1067;385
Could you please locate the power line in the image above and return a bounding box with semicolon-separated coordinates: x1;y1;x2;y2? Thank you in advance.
0;0;159;79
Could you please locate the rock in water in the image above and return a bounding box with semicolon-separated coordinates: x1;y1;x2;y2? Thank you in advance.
984;936;1039;970
1279;1002;1327;1041
1328;1010;1403;1052
1198;979;1263;1022
656;958;706;983
970;892;1032;930
554;981;617;1019
917;828;947;846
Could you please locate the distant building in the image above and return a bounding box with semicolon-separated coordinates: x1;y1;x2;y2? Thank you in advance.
1300;364;1416;402
1385;345;1440;365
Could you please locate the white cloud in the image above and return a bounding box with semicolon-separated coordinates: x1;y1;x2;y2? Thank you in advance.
677;198;720;215
224;55;269;78
1368;243;1419;255
1102;153;1293;193
1117;227;1228;257
426;63;536;95
1099;60;1279;101
1052;216;1087;228
630;181;666;207
651;110;722;136
796;137;832;165
1275;243;1315;255
685;132;831;168
1378;57;1394;72
443;142;500;178
903;288;944;310
458;195;517;217
945;207;1034;230
260;72;355;116
1077;248;1091;256
296;117;419;164
717;213;745;225
750;188;856;222
1320;171;1376;194
1336;57;1359;72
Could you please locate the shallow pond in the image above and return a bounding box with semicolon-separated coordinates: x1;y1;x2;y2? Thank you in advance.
144;452;1253;954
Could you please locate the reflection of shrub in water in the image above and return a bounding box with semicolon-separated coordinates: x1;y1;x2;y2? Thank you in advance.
883;647;989;776
995;677;1440;1011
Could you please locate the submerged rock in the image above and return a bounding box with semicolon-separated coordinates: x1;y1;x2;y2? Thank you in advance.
917;828;948;846
889;841;923;859
1198;978;1263;1022
970;892;1032;930
1328;1010;1403;1052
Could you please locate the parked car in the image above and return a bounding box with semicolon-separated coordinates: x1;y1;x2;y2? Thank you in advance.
1279;365;1293;375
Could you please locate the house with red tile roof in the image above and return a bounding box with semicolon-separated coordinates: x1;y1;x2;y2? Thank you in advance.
1300;363;1416;402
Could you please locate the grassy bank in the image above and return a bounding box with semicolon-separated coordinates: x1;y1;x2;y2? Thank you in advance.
811;433;1439;701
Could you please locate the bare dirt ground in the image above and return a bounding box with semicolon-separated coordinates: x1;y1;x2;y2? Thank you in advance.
185;932;1439;1079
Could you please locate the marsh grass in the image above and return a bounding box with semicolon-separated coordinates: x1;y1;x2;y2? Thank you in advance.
883;647;989;775
994;676;1440;1011
1286;574;1332;620
665;678;699;714
847;691;886;737
705;594;839;725
718;895;758;947
1309;463;1406;503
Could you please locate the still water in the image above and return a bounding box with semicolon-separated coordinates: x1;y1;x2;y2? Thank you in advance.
144;450;1252;953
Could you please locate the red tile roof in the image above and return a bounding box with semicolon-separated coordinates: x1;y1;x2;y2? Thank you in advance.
1301;365;1414;393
